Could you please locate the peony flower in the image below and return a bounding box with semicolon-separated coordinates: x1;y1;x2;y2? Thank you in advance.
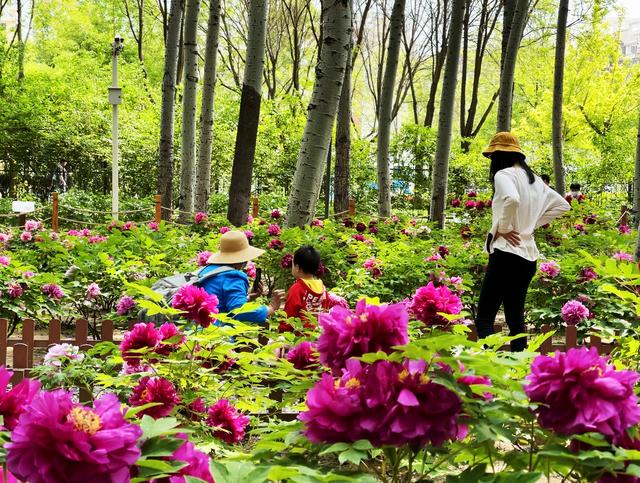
355;222;367;233
24;220;41;232
352;234;365;242
426;253;442;262
363;258;381;278
281;254;293;269
525;347;640;437
449;276;463;286
67;229;81;236
156;323;185;356
317;299;409;373
475;200;486;210
450;199;461;207
539;261;561;278
247;214;254;224
267;224;281;236
271;209;282;219
583;214;597;225
311;219;324;228
85;282;101;300
159;433;214;483
465;200;476;209
7;282;23;299
286;341;318;370
22;271;35;279
316;262;328;277
206;399;250;443
197;251;213;267
467;190;477;198
88;235;107;244
343;218;355;228
243;229;254;240
327;292;349;309
19;231;32;242
460;226;472;239
7;390;141;482
438;245;450;258
0;233;11;243
0;367;40;430
245;261;256;279
561;300;590;325
120;322;160;366
121;221;135;231
458;374;493;400
619;224;631;235
408;282;462;326
0;255;9;266
268;239;284;250
575;223;585;232
578;267;598;283
41;283;65;300
44;343;85;367
148;221;159;231
116;295;136;316
219;226;231;234
129;376;180;419
194;212;208;224
172;285;219;327
614;251;634;262
369;225;379;234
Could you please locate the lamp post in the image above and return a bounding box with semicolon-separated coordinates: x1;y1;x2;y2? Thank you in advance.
109;35;124;220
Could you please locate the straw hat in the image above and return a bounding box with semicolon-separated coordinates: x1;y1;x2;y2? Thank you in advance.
207;231;265;264
482;131;526;159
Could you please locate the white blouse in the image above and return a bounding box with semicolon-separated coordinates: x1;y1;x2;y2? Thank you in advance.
487;166;570;261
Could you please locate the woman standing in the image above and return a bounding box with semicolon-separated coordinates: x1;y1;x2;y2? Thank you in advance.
475;132;570;351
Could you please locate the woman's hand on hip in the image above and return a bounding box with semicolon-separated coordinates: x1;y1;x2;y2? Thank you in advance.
496;230;521;246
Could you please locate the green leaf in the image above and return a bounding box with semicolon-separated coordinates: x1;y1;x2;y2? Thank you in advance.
126;282;163;302
140;436;184;458
140;416;182;439
319;442;350;455
337;448;367;465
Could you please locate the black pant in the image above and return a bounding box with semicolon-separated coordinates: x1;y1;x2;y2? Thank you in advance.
475;249;537;352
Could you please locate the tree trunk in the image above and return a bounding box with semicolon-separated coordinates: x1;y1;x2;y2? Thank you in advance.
195;0;221;213
286;0;351;228
429;0;465;228
552;0;568;195
634;110;640;227
177;0;201;223
157;0;185;220
227;0;268;226
496;0;528;132
17;0;24;81
176;14;185;85
376;0;406;217
334;27;352;215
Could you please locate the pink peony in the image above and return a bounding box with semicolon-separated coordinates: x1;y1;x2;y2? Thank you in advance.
172;285;219;327
363;258;381;278
271;209;282;219
614;251;634;262
206;399;250;443
194;212;208;224
561;300;590;325
244;229;254;240
44;344;84;367
281;254;293;269
578;267;598;283
7;282;23;299
41;283;64;300
0;367;40;431
408;282;462;326
539;261;561;278
85;282;101;300
0;233;11;243
6;390;142;483
267;224;281;236
458;374;493;400
352;234;365;242
619;224;631;235
197;251;213;267
156;323;185;356
245;261;257;279
311;219;324;228
219;226;231;234
525;347;640;437
24;220;41;232
575;223;585;232
327;292;349;309
88;235;107;244
116;295;136;315
0;255;9;266
119;322;160;366
129;376;180;419
19;231;32;242
268;239;284;250
247;214;254;224
158;433;214;483
121;221;135;231
317;299;409;372
286;341;318;370
426;253;442;262
22;271;35;279
148;221;159;231
465;200;476;209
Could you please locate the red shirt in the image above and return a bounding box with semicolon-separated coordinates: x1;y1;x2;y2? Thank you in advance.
284;279;329;320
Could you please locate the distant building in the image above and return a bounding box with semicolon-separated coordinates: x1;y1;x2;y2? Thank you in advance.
620;17;640;63
0;1;18;42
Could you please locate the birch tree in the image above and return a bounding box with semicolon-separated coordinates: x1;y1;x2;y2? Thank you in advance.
157;0;184;220
227;0;268;226
376;0;405;217
195;0;221;213
286;0;351;228
334;27;352;215
551;0;568;195
429;0;465;228
496;0;528;132
178;0;201;223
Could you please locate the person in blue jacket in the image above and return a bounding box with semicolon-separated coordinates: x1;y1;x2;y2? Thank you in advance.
198;230;283;324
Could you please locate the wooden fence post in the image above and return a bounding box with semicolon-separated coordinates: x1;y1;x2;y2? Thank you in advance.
155;194;162;224
620;205;629;227
22;319;35;369
52;192;59;232
252;197;259;218
348;199;356;216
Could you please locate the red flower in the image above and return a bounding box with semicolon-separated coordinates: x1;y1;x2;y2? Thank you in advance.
172;285;219;327
0;367;40;430
206;400;250;443
129;376;181;419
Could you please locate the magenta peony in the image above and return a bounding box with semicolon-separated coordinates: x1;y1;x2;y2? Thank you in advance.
197;251;213;266
194;212;208;224
24;220;41;232
122;221;135;231
267;224;281;236
172;284;219;327
247;214;254;223
206;399;250;443
286;341;318;370
578;267;598;283
219;226;231;234
245;260;257;278
467;190;477;198
7;282;23;299
120;322;160;366
0;255;9;266
327;292;349;309
148;221;159;231
20;231;32;242
116;295;136;315
450;199;461;207
408;282;462;326
317;299;409;372
156;433;214;483
86;282;101;300
465;200;476;209
525;347;640;437
156;323;185;356
129;376;181;419
88;235;107;244
244;229;254;240
0;367;40;431
271;209;282;219
268;238;284;250
352;234;365;242
561;300;590;325
41;283;64;300
6;390;142;483
311;219;324;227
281;253;293;269
539;261;561;278
619;224;632;235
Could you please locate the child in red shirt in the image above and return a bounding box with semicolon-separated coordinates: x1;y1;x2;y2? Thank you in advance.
283;246;329;327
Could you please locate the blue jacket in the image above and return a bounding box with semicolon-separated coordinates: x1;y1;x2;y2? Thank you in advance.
198;264;268;324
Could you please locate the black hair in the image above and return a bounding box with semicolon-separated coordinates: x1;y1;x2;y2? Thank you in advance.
293;245;321;275
489;151;535;188
570;183;581;191
541;174;551;183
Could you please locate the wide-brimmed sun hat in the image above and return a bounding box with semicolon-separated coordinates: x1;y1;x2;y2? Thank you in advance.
207;231;265;264
482;131;526;159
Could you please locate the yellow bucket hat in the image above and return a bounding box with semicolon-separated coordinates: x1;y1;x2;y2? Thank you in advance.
482;131;526;159
207;231;265;264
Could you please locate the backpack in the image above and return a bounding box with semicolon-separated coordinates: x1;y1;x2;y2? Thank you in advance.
137;265;233;323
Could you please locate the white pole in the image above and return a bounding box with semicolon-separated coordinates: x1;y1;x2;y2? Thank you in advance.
110;36;123;220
